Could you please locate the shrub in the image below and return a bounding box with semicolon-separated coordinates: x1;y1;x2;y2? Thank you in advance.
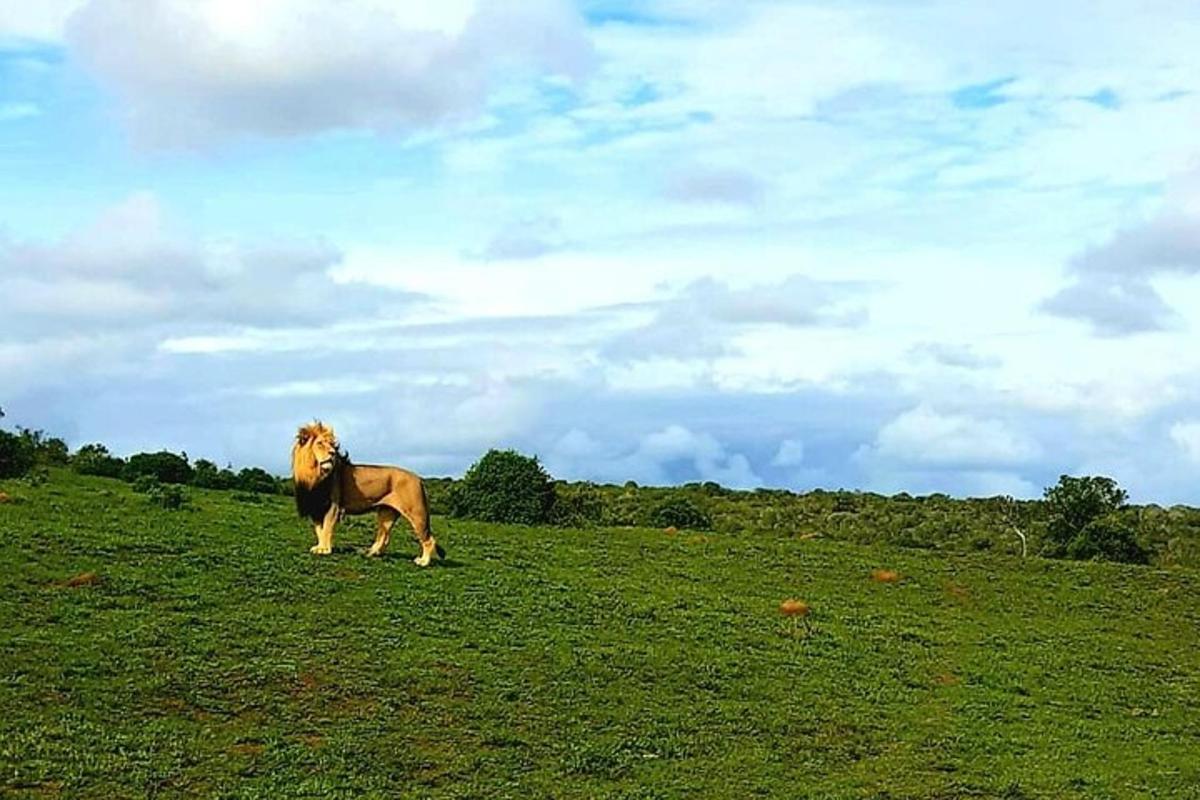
131;475;160;494
192;459;238;490
450;449;555;525
651;497;712;530
146;483;189;510
124;451;193;485
604;491;643;527
72;443;126;478
552;482;605;527
1043;475;1128;559
236;467;279;494
1065;513;1149;564
16;429;69;466
0;429;36;479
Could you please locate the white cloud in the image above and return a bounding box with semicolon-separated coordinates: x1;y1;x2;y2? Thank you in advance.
1170;421;1200;462
865;404;1042;468
0;0;86;41
771;439;805;467
544;423;761;488
0;193;431;371
64;0;592;146
1041;212;1200;335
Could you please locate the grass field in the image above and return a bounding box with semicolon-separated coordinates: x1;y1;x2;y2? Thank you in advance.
2;471;1199;798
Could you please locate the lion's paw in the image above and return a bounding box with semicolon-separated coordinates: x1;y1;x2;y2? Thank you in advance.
365;547;382;558
413;554;432;567
310;545;332;555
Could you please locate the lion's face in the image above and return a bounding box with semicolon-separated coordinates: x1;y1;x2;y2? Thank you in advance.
310;434;338;476
293;422;340;488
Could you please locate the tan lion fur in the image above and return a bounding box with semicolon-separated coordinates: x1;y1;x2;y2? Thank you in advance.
291;421;442;565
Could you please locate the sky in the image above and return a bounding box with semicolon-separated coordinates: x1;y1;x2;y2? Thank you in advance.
2;0;1200;502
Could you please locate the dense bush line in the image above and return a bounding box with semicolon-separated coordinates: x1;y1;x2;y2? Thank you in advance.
3;410;1199;568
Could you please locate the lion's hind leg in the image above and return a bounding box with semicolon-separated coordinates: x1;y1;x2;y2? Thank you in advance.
367;506;398;558
395;498;441;567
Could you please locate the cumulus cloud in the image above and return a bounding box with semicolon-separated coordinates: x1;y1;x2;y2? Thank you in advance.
1041;213;1200;335
1170;421;1200;462
1040;277;1179;336
545;423;761;488
64;0;592;146
604;274;869;361
862;404;1042;469
771;439;805;467
0;193;427;333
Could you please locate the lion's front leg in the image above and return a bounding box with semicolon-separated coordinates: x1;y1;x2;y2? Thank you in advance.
310;508;337;555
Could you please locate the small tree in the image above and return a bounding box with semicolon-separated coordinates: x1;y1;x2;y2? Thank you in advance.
124;451;193;485
1042;475;1147;563
450;449;555;525
17;429;69;466
72;443;126;478
192;459;238;490
651;497;712;530
551;482;605;527
1065;512;1149;564
236;466;279;494
0;429;35;479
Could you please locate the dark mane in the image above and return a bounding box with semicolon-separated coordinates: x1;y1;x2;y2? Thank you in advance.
293;450;350;523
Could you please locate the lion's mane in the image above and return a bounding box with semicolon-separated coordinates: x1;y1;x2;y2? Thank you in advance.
292;422;341;523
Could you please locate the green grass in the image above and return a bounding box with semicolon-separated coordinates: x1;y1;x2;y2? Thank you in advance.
2;471;1199;799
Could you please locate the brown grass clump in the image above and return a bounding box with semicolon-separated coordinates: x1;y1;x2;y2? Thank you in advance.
943;581;971;602
664;526;678;535
62;572;101;588
779;598;813;636
870;568;901;583
229;742;265;758
0;491;10;503
933;672;960;687
779;598;810;617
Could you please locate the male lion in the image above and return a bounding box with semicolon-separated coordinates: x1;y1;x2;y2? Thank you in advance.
291;422;444;565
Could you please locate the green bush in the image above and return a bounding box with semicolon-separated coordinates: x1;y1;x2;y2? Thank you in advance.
1065;513;1149;564
552;482;605;527
146;483;189;510
131;475;161;494
1043;475;1128;559
0;429;36;479
16;429;69;466
236;467;279;494
450;449;555;525
124;451;193;485
72;443;126;478
651;497;712;530
192;459;238;490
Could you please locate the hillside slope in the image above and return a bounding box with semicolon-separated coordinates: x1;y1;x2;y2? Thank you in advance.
1;473;1198;798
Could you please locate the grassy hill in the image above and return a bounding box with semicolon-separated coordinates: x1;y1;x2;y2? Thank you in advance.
2;471;1199;798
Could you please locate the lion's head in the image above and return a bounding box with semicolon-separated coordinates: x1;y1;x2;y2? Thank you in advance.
292;421;340;490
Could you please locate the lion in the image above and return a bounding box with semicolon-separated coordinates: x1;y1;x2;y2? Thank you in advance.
291;421;444;565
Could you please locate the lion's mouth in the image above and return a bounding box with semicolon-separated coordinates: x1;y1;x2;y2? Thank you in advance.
319;459;335;471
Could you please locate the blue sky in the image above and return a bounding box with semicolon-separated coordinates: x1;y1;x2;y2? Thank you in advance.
3;0;1200;501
